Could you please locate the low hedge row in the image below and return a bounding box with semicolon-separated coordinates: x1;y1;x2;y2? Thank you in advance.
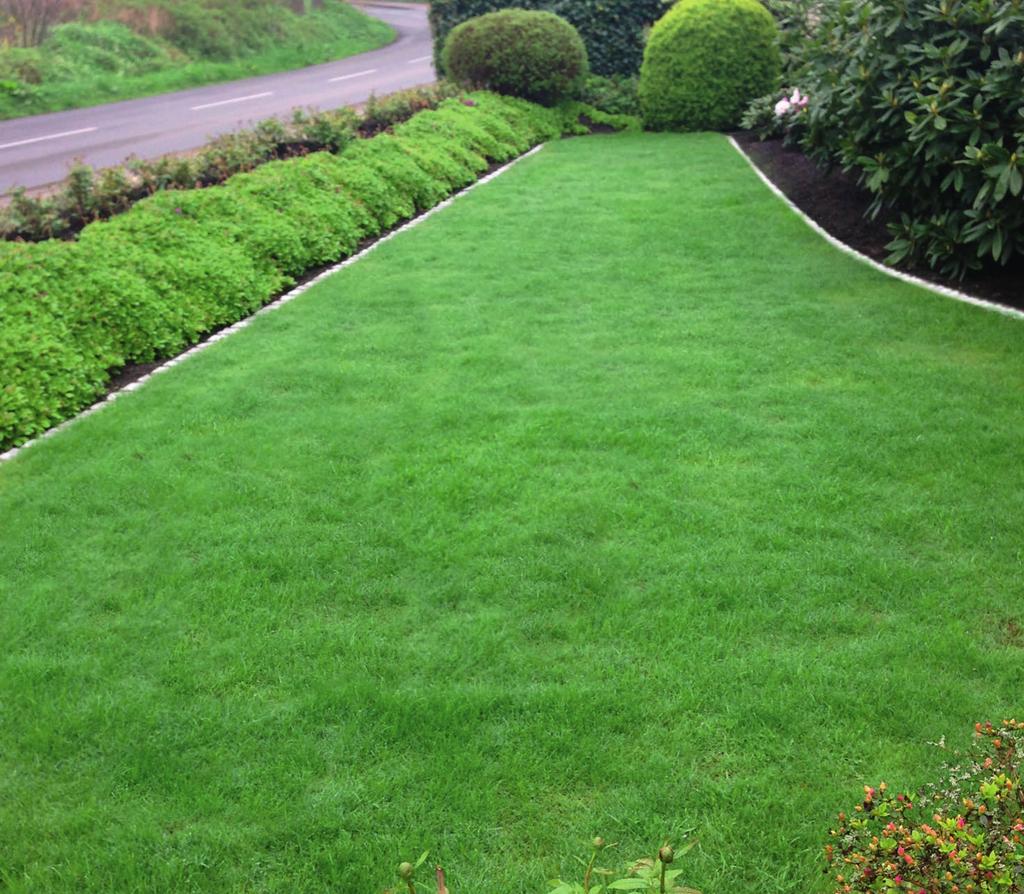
2;83;467;243
0;94;634;452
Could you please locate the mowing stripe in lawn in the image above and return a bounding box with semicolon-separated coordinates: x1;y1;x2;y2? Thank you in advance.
1;133;1022;894
0;145;546;468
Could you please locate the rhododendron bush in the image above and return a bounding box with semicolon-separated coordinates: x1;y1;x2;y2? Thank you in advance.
827;720;1024;893
798;0;1024;277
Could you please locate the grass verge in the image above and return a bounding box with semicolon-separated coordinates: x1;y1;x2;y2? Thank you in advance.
1;133;1023;893
0;1;393;120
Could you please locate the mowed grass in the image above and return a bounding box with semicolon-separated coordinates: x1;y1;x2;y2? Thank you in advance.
1;133;1023;893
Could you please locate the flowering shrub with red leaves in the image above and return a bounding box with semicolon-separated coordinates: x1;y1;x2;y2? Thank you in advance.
826;720;1024;894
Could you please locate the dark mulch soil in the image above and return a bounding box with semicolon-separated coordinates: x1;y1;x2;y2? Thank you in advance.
733;132;1023;312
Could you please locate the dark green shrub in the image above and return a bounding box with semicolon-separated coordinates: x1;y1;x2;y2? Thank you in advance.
442;9;587;105
578;73;640;117
760;0;831;80
639;0;781;132
429;0;662;77
739;87;809;141
798;0;1024;277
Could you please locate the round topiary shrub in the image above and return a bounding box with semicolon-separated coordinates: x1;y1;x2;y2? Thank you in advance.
441;9;588;106
639;0;780;131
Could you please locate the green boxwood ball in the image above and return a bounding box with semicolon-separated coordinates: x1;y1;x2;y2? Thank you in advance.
442;9;588;106
639;0;781;131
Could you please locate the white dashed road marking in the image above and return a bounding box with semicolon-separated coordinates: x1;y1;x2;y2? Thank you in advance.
190;92;274;111
328;69;378;82
0;127;98;151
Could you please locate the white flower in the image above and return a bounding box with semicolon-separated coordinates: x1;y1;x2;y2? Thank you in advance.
774;97;792;117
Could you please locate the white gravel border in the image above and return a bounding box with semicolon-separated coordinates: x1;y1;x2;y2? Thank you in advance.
0;143;546;466
728;136;1024;322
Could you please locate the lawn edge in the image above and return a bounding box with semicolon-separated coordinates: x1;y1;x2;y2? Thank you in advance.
0;143;547;468
727;136;1024;322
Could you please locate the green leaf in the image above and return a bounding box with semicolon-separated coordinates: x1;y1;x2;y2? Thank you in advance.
676;840;698;858
1009;166;1022;196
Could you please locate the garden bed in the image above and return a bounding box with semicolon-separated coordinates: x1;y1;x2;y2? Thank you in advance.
734;133;1024;312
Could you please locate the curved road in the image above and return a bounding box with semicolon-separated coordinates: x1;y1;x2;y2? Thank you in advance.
0;2;433;194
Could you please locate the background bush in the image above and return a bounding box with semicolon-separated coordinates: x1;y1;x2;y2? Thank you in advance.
797;0;1024;277
639;0;781;132
0;93;635;452
759;0;829;80
429;0;664;78
578;73;640;117
442;9;587;105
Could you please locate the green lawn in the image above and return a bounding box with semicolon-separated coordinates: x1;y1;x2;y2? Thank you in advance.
1;132;1022;894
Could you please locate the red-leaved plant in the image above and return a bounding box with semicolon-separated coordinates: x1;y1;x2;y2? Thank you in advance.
826;720;1024;893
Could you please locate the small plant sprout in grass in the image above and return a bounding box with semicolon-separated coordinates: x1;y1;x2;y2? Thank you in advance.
549;838;700;894
389;850;432;894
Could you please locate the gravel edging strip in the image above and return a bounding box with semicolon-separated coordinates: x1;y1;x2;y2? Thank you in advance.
728;136;1024;323
0;143;547;467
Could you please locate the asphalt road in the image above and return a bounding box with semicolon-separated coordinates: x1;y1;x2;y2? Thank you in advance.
0;2;433;194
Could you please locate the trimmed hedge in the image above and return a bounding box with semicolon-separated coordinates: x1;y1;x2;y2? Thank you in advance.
0;94;634;452
639;0;780;132
443;9;588;105
2;83;467;243
429;0;664;78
